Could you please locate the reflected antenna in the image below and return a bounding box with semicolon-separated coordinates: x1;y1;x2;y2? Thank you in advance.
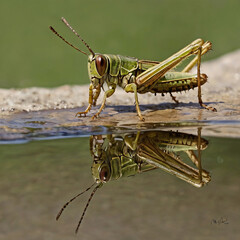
56;182;96;221
75;183;103;233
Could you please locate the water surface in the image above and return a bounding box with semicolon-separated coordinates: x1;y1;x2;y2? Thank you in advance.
0;127;239;240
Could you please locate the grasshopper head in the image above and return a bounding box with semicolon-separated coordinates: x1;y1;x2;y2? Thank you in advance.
91;160;111;184
90;135;111;183
88;54;108;88
50;18;107;88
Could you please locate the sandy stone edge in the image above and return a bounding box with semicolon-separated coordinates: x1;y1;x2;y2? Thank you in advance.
0;50;240;120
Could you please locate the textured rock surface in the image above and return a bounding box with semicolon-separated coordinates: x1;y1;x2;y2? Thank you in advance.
1;50;240;114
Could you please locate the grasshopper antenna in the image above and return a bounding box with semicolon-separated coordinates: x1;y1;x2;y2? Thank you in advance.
49;26;88;56
75;183;103;234
61;17;95;57
56;182;96;221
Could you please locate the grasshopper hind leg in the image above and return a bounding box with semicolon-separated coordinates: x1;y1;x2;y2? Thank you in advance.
196;47;217;112
183;41;217;112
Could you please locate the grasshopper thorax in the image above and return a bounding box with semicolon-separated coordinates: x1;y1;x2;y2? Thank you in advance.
88;54;108;87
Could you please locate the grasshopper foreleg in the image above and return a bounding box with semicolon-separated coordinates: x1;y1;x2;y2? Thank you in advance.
76;84;102;118
76;84;94;117
92;85;101;106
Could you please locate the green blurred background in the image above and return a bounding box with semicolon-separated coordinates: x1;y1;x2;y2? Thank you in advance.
0;0;239;89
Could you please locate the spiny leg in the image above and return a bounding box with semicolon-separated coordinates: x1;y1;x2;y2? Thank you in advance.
138;40;212;105
137;142;205;187
196;47;217;112
180;41;216;112
76;84;94;117
125;83;144;121
185;150;211;185
92;88;115;119
185;128;210;185
169;92;179;104
136;39;205;105
182;41;212;73
136;39;205;90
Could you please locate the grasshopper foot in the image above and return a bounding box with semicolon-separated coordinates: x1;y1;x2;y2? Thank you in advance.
75;112;87;118
138;115;145;121
200;103;217;112
91;114;100;120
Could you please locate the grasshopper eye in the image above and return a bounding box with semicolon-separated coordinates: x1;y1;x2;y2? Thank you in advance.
99;165;110;182
95;55;107;76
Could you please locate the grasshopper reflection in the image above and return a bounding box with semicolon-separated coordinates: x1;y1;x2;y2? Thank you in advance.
57;129;210;233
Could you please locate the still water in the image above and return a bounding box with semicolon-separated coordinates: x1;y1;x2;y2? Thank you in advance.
0;128;239;240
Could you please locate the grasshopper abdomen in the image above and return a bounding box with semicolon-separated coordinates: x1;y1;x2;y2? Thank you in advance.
138;72;208;94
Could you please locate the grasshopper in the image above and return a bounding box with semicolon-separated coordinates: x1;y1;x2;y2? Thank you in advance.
50;18;216;121
56;129;210;233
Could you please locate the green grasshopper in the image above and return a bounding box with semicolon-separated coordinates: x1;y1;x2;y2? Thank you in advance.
50;18;216;121
56;129;210;233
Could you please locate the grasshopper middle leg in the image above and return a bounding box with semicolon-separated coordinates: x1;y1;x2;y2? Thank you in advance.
169;92;179;104
125;83;144;121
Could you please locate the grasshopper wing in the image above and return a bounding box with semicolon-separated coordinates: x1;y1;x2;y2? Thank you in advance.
136;39;204;89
